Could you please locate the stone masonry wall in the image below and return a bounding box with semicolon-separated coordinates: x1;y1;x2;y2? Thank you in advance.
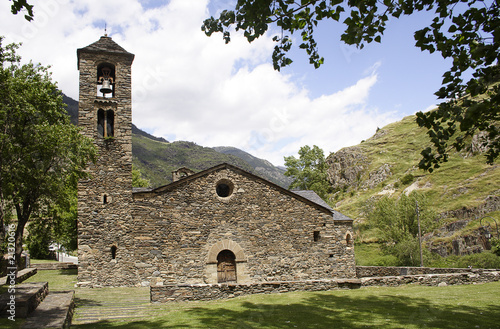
77;45;135;287
150;270;500;303
151;279;361;303
355;266;486;278
132;166;356;286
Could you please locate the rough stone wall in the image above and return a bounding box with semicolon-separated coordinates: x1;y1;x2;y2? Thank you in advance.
151;279;360;303
132;167;356;286
355;266;486;278
150;270;500;303
360;271;500;287
77;48;135;286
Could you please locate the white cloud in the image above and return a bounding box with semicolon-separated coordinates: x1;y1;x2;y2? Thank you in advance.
0;0;397;166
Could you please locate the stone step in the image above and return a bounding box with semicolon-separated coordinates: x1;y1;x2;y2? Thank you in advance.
0;282;48;318
0;267;37;285
21;291;74;329
30;263;77;271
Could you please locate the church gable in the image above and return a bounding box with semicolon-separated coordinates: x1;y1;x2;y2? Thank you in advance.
132;163;355;285
134;163;337;216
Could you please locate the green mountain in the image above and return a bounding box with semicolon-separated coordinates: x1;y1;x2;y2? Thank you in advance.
132;136;253;187
62;95;291;188
213;146;293;188
325;114;499;263
132;135;292;188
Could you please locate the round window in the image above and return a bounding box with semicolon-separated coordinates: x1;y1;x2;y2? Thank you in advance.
216;179;234;198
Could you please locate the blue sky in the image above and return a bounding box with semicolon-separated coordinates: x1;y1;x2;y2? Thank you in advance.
0;0;454;166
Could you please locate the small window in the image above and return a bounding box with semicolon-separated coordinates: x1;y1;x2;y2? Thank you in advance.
103;194;108;204
346;233;352;245
111;246;117;259
216;179;234;198
97;109;114;138
313;231;320;242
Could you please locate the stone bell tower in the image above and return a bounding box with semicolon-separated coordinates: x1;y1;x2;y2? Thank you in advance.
77;35;135;286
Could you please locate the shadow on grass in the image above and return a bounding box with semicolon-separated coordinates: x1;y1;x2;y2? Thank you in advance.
184;293;500;329
55;269;77;276
70;291;500;329
74;296;103;307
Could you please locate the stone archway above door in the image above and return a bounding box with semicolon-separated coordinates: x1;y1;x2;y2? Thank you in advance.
207;239;246;264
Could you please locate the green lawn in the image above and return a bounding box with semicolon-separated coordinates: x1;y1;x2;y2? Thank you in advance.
29;259;59;264
1;269;499;328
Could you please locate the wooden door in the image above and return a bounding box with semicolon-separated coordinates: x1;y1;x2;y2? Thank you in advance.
217;250;236;283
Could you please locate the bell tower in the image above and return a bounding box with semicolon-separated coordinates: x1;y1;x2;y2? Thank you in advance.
77;36;135;286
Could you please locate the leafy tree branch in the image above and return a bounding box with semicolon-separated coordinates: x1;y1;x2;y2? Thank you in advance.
203;0;499;171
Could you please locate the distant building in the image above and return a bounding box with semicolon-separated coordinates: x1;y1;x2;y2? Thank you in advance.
77;36;356;288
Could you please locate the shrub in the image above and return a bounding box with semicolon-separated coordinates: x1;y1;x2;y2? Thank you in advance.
427;252;500;269
26;219;53;259
400;174;415;185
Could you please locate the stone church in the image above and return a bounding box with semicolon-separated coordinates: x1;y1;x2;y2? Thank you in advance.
76;35;356;288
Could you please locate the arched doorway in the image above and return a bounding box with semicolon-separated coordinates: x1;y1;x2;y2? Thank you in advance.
217;250;236;283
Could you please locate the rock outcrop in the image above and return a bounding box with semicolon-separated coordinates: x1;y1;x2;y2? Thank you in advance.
326;147;367;190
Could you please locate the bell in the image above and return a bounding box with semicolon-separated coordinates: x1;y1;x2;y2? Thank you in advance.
100;79;113;94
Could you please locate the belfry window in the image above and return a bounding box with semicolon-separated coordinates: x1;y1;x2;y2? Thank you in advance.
97;63;115;98
97;109;114;138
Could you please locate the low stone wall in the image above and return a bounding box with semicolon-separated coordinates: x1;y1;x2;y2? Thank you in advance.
151;279;362;303
0;282;48;318
151;271;500;303
361;271;500;287
355;266;486;278
0;256;28;276
30;262;77;270
0;268;37;285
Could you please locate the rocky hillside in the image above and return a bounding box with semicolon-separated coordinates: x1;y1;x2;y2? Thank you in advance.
326;115;499;258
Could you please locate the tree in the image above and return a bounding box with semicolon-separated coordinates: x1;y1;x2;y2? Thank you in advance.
132;165;151;188
202;0;499;171
0;37;96;270
368;192;437;266
284;145;331;200
8;0;33;21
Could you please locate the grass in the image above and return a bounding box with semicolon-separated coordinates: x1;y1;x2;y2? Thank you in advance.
354;242;397;266
74;283;500;329
23;269;78;290
2;269;500;328
29;259;59;264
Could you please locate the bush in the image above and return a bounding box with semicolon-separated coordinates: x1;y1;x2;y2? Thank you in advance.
26;219;53;259
400;174;415;185
427;252;500;269
455;252;500;269
491;238;500;256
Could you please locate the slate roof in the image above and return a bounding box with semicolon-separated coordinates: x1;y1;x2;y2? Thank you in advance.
292;190;332;211
77;35;134;68
293;190;352;222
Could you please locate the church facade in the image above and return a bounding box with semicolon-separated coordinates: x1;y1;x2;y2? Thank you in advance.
77;36;356;288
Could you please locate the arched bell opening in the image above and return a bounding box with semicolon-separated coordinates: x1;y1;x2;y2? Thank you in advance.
97;63;115;98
